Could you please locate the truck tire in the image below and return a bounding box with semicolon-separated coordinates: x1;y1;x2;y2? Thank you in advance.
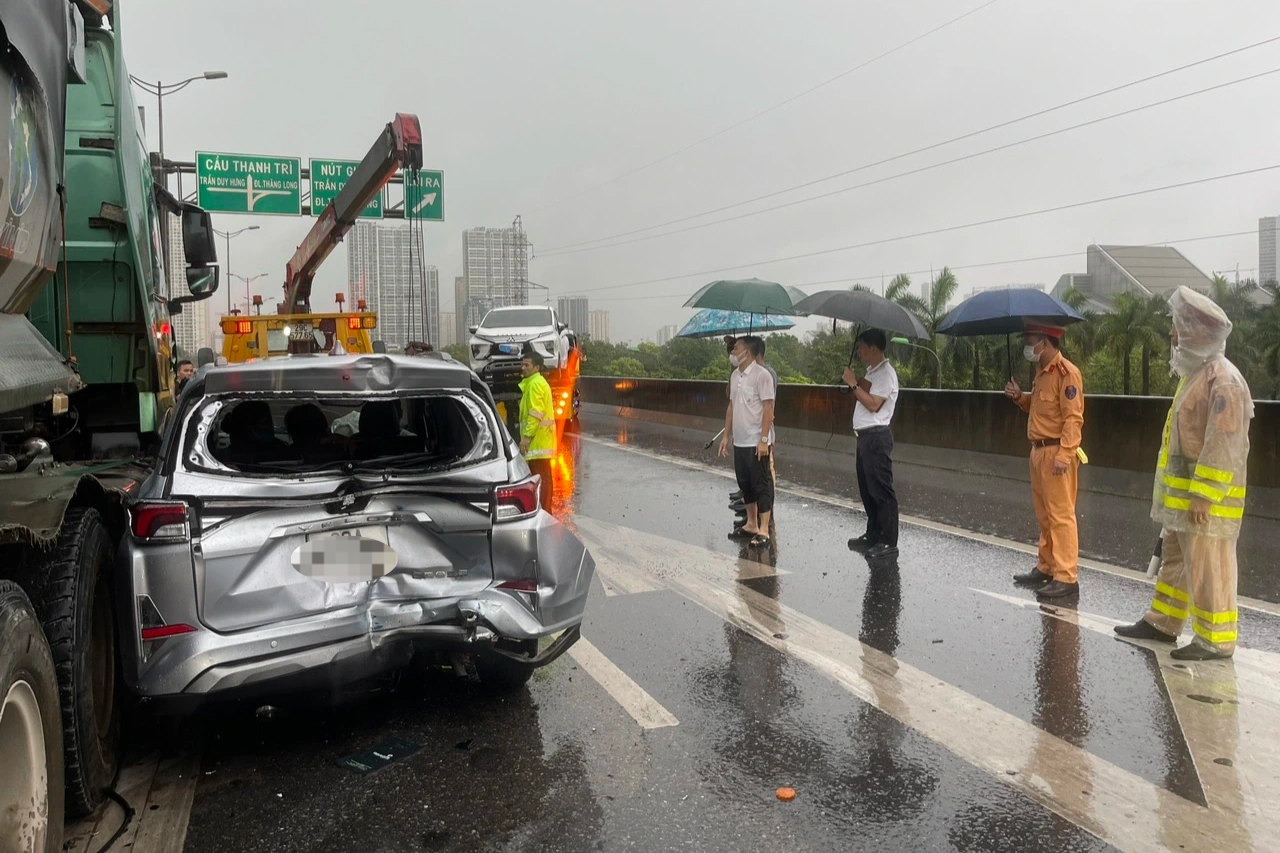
20;508;121;818
0;581;65;853
196;347;216;367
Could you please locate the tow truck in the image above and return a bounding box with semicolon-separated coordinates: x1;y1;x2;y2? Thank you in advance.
217;295;379;363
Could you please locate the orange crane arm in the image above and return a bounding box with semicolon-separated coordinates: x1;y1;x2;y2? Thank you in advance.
280;113;423;314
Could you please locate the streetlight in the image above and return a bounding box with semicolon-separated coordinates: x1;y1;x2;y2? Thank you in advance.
128;71;228;185
213;226;260;313
230;272;271;315
890;336;943;390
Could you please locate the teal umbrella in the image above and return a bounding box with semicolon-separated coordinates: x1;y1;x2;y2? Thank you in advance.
683;278;795;316
676;309;796;339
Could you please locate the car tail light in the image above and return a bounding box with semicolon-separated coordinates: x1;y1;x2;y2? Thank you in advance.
495;480;539;521
497;578;538;592
140;624;198;640
129;502;189;541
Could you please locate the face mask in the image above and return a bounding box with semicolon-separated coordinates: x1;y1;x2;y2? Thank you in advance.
729;354;740;367
1023;343;1040;363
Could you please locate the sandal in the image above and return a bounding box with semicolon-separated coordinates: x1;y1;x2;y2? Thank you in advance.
749;534;771;548
728;527;753;540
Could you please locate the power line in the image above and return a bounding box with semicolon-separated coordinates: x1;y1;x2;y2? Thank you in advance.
536;66;1280;259
558;165;1280;296
538;33;1280;254
582;229;1256;303
526;0;1004;215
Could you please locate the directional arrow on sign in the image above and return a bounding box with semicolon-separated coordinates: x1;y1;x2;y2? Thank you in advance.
206;174;294;212
411;192;438;214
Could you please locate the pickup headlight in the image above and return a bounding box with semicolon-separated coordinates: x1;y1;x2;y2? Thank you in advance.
470;338;490;360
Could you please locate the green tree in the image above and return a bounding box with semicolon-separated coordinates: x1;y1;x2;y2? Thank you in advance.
888;267;959;388
444;343;469;363
1098;293;1165;395
1058;287;1100;361
607;357;646;377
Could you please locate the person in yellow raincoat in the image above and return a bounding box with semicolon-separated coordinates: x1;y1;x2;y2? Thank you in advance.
1115;286;1254;660
518;350;557;509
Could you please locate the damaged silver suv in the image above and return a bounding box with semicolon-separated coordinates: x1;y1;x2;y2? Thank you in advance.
119;353;594;703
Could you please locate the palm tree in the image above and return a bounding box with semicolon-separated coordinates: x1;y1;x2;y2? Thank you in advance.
1058;286;1100;361
1136;294;1170;395
888;268;959;387
1098;292;1165;395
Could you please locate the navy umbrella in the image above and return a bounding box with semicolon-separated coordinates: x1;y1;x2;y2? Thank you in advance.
937;288;1086;378
936;289;1085;337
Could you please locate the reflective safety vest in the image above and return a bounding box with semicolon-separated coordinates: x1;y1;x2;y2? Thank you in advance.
518;372;557;461
1151;360;1252;537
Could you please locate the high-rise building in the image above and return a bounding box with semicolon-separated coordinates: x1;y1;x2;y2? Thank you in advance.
167;213;208;356
347;222;441;350
454;276;469;344
460;224;530;331
439;312;456;348
557;296;590;337
1260;216;1279;286
657;324;678;346
589;310;610;343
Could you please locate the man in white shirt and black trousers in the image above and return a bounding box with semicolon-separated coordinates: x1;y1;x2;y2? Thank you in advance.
843;329;901;559
720;336;776;548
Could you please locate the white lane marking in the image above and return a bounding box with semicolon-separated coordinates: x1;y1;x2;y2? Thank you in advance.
568;637;679;730
972;587;1280;851
579;434;1280;618
592;550;664;596
574;514;1280;853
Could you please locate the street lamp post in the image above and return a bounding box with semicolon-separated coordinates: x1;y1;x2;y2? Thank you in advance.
213;226;260;313
230;272;271;315
890;336;943;390
128;71;227;188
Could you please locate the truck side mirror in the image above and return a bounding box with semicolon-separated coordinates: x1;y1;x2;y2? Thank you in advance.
557;322;567;332
182;207;217;267
186;265;219;296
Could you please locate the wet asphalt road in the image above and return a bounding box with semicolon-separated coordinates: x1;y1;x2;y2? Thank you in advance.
583;412;1280;604
103;421;1280;853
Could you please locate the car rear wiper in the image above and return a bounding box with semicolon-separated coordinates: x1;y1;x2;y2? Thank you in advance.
352;451;450;472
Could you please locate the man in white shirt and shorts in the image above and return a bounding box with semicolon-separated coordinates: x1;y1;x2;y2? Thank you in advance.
720;336;776;548
843;329;901;559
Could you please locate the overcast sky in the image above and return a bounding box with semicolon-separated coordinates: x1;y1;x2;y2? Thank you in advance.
127;0;1280;344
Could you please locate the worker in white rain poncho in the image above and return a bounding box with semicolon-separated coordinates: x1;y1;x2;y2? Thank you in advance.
1114;286;1254;660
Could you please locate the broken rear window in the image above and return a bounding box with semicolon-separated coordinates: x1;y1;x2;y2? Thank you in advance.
183;394;497;476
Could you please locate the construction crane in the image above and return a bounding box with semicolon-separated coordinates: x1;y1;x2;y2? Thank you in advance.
218;113;424;361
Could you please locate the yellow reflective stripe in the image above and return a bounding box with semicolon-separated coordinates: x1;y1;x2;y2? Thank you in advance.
1162;496;1244;519
1227;486;1246;499
1193;622;1237;644
1190;606;1238;625
1151;599;1188;620
1163;475;1192;491
1187;481;1227;503
1194;464;1234;485
1155;582;1189;603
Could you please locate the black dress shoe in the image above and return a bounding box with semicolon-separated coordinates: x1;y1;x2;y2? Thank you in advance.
1113;620;1177;643
866;543;899;559
1171;642;1233;661
848;534;875;552
1013;569;1053;587
1036;580;1080;599
729;491;743;501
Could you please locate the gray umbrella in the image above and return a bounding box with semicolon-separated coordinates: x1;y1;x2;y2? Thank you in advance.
792;290;928;339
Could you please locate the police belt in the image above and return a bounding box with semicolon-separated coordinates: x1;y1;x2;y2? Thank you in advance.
1030;437;1061;448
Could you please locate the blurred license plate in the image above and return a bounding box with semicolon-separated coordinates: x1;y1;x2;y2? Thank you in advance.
294;526;397;583
497;343;521;355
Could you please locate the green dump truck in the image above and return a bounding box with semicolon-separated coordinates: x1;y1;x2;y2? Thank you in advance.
0;2;218;849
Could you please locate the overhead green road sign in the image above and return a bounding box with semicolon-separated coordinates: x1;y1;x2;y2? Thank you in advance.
196;152;301;215
404;169;444;221
309;158;383;218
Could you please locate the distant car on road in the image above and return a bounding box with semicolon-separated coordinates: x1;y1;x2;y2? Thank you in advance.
118;352;594;706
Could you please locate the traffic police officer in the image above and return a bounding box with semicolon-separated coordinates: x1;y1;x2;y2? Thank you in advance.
518;350;557;509
1115;286;1253;659
1004;322;1085;599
